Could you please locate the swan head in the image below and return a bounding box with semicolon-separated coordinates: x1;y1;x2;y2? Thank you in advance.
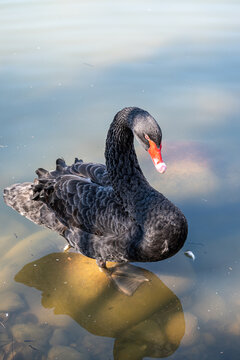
132;110;167;174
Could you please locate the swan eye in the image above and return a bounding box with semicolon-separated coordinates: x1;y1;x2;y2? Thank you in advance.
145;134;150;141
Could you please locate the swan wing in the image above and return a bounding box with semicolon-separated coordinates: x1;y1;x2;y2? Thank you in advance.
33;170;129;237
48;158;110;186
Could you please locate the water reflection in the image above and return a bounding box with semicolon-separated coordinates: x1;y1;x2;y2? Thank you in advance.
15;253;185;359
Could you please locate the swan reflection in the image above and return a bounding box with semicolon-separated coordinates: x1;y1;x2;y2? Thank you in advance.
15;253;185;359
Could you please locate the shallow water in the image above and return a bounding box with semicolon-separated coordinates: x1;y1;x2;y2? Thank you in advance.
1;0;240;359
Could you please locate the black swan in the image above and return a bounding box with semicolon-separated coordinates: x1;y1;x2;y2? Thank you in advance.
4;107;188;293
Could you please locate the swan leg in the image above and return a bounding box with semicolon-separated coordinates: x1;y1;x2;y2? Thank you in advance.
96;259;107;272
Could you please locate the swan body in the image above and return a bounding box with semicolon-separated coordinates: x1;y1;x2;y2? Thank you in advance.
3;107;188;267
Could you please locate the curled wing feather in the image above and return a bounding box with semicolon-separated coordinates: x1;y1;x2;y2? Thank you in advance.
32;158;133;239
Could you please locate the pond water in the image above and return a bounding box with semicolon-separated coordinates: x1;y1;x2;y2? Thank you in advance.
1;0;240;359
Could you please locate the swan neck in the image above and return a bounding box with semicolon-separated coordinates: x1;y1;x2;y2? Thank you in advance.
105;108;148;201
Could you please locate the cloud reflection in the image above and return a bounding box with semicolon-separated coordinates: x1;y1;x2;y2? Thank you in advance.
139;141;219;200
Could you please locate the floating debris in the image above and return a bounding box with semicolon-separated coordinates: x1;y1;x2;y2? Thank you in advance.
28;344;39;351
184;251;195;261
63;244;72;252
0;321;5;328
0;312;9;328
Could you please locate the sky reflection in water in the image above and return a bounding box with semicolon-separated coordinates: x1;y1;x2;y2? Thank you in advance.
0;1;240;359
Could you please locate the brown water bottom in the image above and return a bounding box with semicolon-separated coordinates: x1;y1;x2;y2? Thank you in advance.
0;228;240;360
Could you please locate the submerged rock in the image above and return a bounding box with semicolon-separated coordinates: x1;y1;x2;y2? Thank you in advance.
180;312;199;346
0;341;45;360
80;333;112;358
48;345;86;360
0;291;26;312
49;328;70;346
11;322;52;350
14;311;38;325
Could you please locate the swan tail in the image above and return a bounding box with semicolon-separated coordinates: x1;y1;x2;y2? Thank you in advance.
3;182;66;234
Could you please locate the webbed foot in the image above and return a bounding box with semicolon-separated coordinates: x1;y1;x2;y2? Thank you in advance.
97;262;149;296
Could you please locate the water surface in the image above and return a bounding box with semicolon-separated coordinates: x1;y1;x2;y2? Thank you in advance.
0;1;240;359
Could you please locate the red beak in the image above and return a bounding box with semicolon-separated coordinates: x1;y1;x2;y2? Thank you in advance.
147;137;167;174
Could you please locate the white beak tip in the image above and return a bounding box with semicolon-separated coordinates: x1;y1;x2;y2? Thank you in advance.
155;162;167;174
